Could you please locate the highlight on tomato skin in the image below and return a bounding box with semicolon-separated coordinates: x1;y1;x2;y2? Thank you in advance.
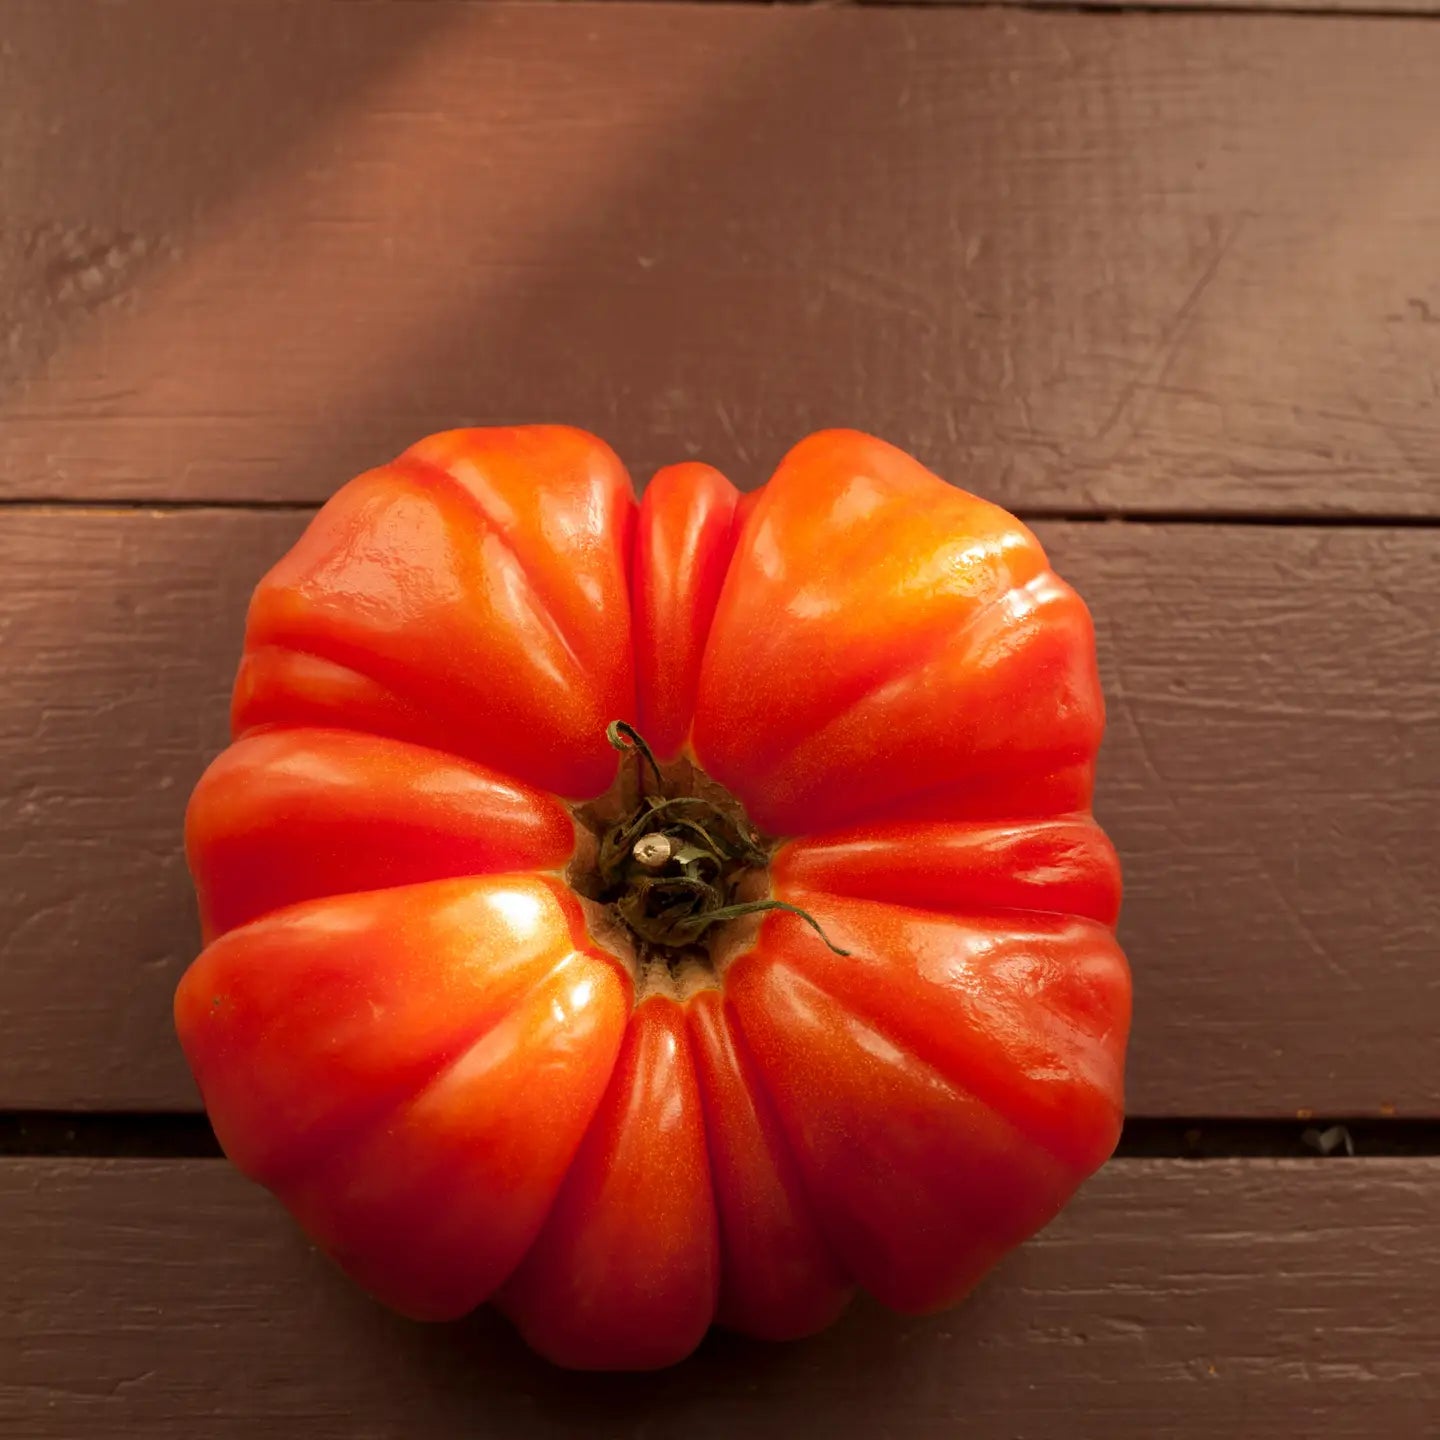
186;728;578;942
632;462;742;763
497;996;721;1372
176;424;1132;1372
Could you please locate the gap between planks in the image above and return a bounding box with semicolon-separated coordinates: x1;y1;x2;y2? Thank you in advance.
3;496;1440;529
4;1113;1439;1160
530;0;1440;19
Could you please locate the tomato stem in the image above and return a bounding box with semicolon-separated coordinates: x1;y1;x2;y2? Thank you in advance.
606;720;665;799
632;833;676;869
675;899;850;955
594;721;849;959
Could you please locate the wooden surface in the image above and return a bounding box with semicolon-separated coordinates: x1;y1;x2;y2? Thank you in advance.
2;0;1438;1435
5;2;1440;515
3;511;1436;1115
2;1158;1436;1438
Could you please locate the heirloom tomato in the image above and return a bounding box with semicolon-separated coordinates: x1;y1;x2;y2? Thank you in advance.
177;426;1129;1370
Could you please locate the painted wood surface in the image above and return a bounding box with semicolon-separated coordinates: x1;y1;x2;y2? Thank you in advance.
3;1158;1436;1438
3;2;1439;513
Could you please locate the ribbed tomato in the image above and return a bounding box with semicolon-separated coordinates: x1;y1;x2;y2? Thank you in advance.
176;426;1130;1370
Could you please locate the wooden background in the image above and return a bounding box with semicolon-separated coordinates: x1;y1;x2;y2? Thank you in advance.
2;1;1437;1435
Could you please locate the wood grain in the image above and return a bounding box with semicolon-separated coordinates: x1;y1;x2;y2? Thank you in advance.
4;2;1440;514
1;1157;1435;1437
2;509;1435;1115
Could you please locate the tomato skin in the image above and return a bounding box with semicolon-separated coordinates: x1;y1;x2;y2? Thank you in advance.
187;729;576;941
724;942;1075;1313
735;898;1129;1177
286;949;629;1322
234;425;636;799
632;462;741;761
175;875;601;1183
687;991;853;1340
773;816;1123;929
499;997;720;1371
692;430;1103;835
178;426;1131;1370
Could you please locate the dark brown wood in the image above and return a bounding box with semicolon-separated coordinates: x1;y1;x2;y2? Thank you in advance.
2;1157;1435;1436
4;2;1440;514
2;510;1435;1115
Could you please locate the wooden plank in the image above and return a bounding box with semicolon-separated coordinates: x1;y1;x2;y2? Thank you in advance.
2;510;1435;1115
4;2;1440;514
2;1157;1436;1436
1073;521;1440;1121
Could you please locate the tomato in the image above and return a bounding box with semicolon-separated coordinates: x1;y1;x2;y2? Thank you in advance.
177;426;1130;1370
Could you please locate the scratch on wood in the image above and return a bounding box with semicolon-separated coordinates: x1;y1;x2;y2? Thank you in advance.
1146;692;1438;728
1251;851;1347;985
816;261;941;333
1106;663;1183;821
712;399;751;468
1089;216;1246;455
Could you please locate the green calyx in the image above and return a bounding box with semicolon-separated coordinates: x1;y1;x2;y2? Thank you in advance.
595;721;848;958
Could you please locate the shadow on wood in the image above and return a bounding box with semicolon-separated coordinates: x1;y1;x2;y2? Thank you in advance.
4;4;1439;512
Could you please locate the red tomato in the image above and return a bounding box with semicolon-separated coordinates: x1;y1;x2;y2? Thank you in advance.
177;427;1130;1370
